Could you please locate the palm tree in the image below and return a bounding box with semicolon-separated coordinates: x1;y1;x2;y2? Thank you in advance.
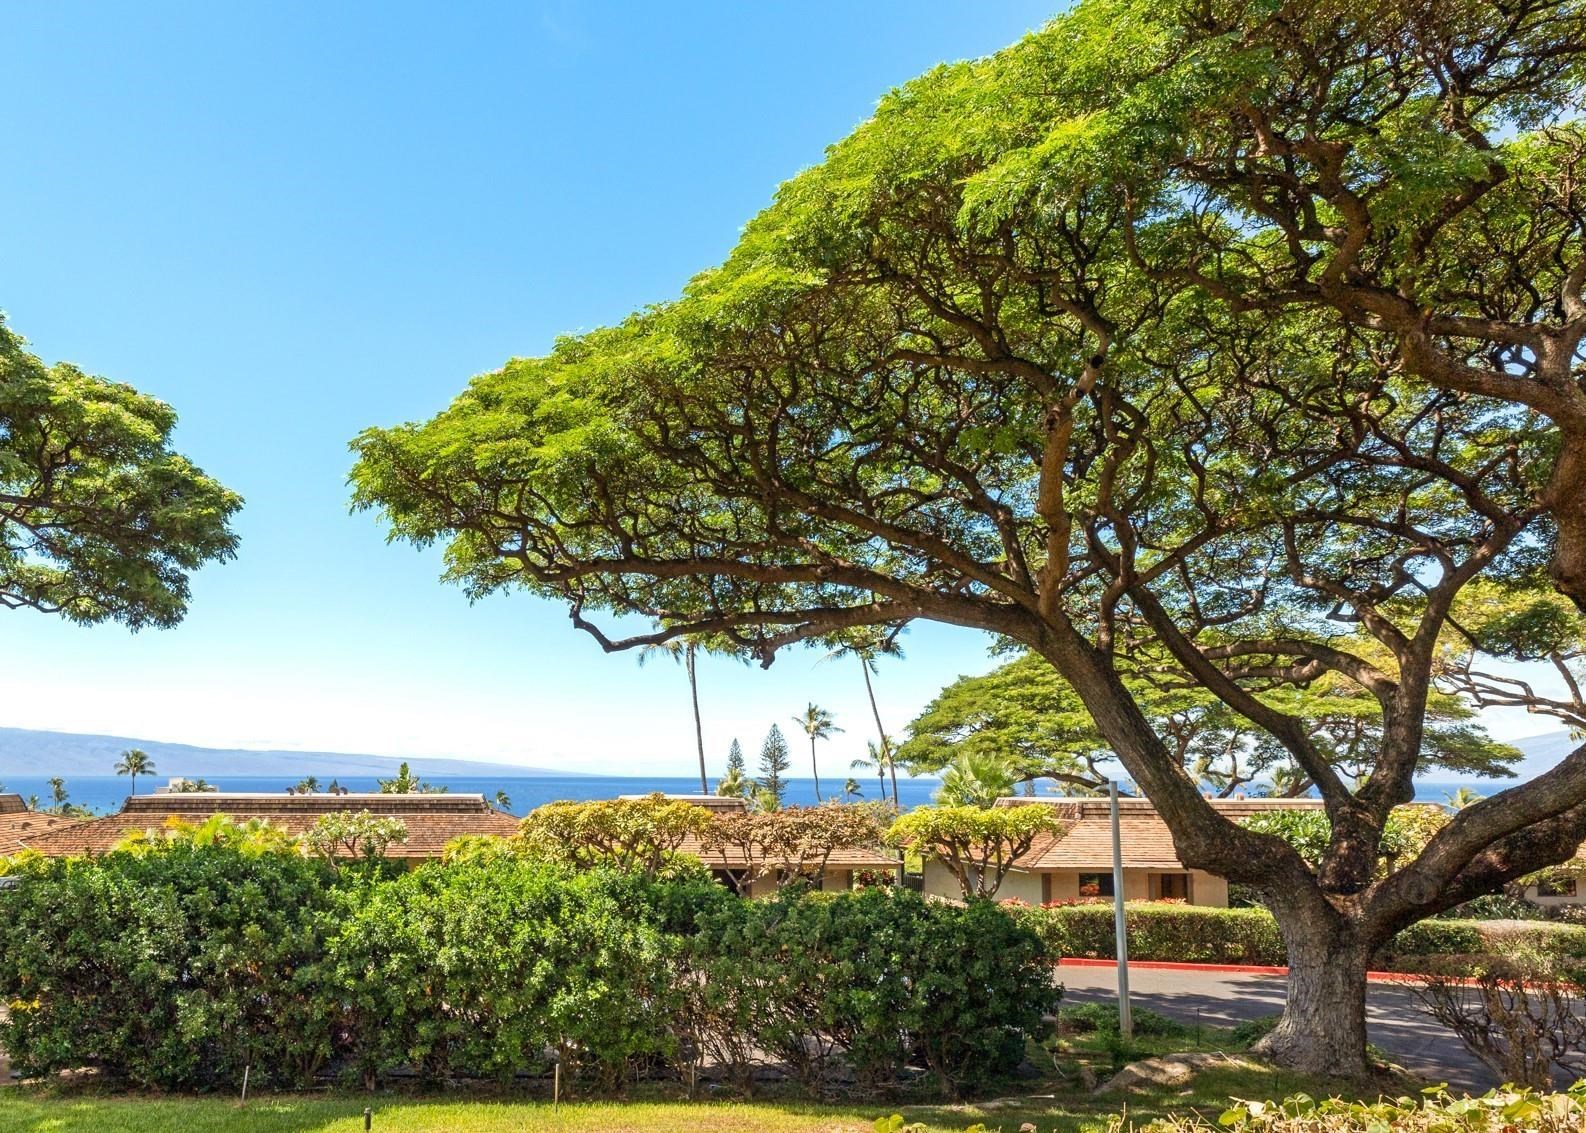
494;789;513;812
842;777;863;800
716;764;751;799
823;632;904;806
293;775;321;794
851;739;894;804
114;748;156;796
794;703;843;802
1444;786;1484;811
46;777;68;808
641;637;709;793
934;752;1017;808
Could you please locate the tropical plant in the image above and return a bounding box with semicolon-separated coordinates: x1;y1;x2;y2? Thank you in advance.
168;777;214;793
640;635;711;793
302;811;409;870
517;794;711;878
377;761;444;794
45;777;66;808
716;764;751;800
114;748;156;795
887;805;1065;900
493;789;512;812
756;725;792;805
1445;787;1485;811
842;778;863;800
793;703;842;802
934;752;1019;809
825;629;904;806
0;316;241;628
706;801;890;895
292;775;321;794
851;740;895;807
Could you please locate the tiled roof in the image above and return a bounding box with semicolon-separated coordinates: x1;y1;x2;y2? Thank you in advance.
676;832;900;871
0;810;90;856
991;796;1330;870
0;794;28;816
24;793;519;860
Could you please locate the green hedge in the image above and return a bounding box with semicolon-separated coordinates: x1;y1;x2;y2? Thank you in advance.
1019;902;1586;971
1024;903;1286;965
0;846;1053;1099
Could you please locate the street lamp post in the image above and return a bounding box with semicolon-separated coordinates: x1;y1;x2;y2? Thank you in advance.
1110;779;1133;1042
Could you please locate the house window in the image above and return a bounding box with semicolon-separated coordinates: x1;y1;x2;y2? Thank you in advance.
1078;872;1114;898
1537;876;1578;898
1157;873;1190;900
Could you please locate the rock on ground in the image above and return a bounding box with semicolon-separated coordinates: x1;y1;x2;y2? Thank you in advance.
1095;1052;1259;1095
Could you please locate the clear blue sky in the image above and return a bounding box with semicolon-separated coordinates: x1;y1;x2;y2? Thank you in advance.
2;2;1561;780
0;1;1068;777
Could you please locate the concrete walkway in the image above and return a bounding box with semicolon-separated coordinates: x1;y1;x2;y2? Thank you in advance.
1056;964;1493;1091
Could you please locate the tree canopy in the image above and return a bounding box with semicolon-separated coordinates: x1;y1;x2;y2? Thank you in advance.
352;0;1586;1076
1;317;240;628
901;651;1519;796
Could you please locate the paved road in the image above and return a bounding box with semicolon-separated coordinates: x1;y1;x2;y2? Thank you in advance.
1056;964;1492;1091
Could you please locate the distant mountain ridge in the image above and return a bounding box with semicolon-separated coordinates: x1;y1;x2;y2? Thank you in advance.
0;726;572;779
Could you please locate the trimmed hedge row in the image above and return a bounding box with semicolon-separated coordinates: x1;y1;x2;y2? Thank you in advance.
1019;901;1586;971
0;847;1054;1098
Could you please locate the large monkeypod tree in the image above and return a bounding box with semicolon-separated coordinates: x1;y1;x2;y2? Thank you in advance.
352;1;1586;1076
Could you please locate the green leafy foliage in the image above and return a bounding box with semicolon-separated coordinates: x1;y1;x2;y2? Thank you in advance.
693;887;1057;1098
0;316;240;628
0;839;1050;1100
1146;1082;1586;1132
0;842;340;1090
1241;807;1449;878
517;793;711;877
1020;903;1586;973
888;805;1063;899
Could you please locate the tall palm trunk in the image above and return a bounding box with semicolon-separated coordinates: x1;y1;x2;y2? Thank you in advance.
860;656;898;807
687;643;707;793
809;734;823;801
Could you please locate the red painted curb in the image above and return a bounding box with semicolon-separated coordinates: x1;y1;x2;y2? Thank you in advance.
1055;957;1439;984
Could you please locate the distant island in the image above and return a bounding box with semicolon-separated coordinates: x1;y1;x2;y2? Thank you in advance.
0;726;575;779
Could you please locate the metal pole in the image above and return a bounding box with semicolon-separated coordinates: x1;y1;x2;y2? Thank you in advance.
1110;779;1133;1042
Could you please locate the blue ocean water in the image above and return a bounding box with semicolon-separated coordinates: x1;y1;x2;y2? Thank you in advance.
0;774;944;818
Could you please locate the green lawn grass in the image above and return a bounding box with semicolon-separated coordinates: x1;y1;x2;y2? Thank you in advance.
0;1064;1377;1133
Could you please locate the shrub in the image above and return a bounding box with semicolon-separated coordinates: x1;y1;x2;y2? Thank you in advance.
1020;903;1586;973
0;843;341;1090
327;857;691;1089
696;889;1057;1098
1411;950;1586;1088
1023;902;1285;966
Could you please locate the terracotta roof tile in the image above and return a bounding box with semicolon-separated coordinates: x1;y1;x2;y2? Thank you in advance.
0;811;90;856
24;793;519;860
990;796;1330;870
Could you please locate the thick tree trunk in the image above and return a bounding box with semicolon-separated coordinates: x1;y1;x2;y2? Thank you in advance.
1255;916;1373;1078
1546;434;1586;614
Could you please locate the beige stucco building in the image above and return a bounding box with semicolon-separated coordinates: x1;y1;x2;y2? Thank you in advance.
921;795;1328;906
